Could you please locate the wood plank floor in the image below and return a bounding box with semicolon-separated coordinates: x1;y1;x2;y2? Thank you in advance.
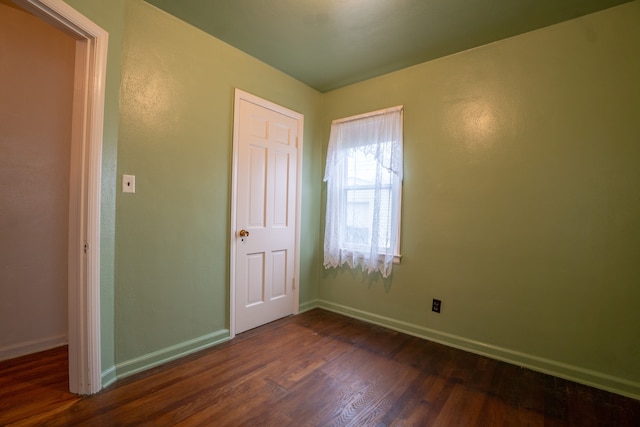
1;308;639;426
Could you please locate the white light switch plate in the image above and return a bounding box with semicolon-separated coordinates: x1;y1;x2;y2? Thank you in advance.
122;174;135;193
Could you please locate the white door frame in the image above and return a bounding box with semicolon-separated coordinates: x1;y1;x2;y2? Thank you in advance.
14;0;107;395
230;89;303;338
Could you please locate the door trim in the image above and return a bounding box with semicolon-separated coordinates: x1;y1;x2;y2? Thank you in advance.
15;0;108;395
230;89;303;337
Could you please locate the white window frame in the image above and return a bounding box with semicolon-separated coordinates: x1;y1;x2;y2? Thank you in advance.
324;105;403;277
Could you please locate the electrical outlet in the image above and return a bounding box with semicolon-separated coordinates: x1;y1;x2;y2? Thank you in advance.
432;299;441;313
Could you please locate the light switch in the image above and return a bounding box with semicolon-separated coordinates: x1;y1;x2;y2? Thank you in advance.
122;174;135;193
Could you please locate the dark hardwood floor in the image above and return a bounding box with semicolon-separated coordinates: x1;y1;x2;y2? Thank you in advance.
1;308;639;426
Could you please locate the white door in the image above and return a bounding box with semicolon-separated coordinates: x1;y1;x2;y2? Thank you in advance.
231;90;303;334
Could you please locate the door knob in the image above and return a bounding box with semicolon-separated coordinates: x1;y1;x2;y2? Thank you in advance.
239;229;250;237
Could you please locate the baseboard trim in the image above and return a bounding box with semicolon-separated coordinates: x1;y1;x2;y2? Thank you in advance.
312;299;640;400
298;299;320;313
0;335;68;362
115;329;231;380
101;365;117;388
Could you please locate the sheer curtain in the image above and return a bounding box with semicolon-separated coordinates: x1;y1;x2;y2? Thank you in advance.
323;106;403;278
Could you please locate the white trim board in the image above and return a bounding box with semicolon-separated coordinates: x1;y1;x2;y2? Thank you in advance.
114;330;230;381
0;335;68;362
311;300;640;401
14;0;108;395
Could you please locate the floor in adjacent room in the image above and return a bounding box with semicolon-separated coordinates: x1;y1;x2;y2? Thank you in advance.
1;308;639;426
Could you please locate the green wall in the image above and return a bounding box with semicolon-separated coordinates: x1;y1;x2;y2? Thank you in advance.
65;0;638;398
113;0;322;373
319;1;640;398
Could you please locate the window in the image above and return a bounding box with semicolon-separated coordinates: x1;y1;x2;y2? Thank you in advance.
323;106;403;278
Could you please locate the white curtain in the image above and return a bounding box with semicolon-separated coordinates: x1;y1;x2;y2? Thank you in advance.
323;107;403;278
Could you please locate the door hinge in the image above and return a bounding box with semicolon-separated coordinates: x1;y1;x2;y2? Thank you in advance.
83;241;89;254
292;277;296;290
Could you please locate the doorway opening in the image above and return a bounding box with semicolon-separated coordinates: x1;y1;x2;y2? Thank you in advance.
9;0;108;395
0;0;74;367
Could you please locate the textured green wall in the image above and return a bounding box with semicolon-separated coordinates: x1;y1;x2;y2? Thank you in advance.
114;0;321;368
64;0;125;377
64;0;638;397
319;2;640;397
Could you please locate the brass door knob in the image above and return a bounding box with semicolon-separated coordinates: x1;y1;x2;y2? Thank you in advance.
239;229;250;237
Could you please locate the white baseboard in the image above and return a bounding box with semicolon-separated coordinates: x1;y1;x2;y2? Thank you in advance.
101;365;117;388
298;299;320;313
0;334;68;362
307;300;640;400
115;329;231;380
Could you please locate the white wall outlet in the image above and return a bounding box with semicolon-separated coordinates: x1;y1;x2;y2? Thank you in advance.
122;174;136;193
